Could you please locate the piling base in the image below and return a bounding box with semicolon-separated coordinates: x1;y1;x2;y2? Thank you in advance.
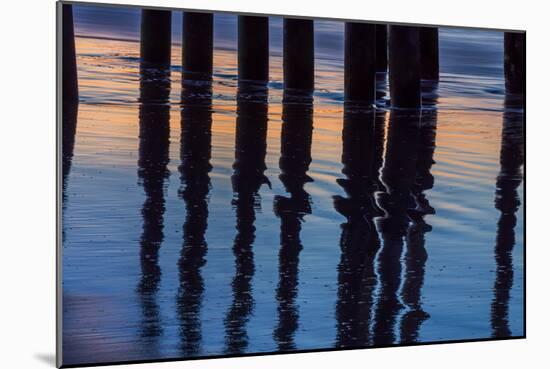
388;26;421;109
376;24;388;73
183;12;214;81
238;16;269;83
345;23;376;105
283;19;314;92
140;10;172;66
62;4;78;102
504;32;526;95
420;27;439;80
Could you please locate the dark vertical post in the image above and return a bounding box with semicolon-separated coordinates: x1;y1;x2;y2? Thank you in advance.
375;24;388;72
504;32;526;94
419;27;439;80
140;10;172;65
183;12;214;81
62;4;78;102
238;16;269;83
344;23;376;105
283;18;314;91
388;26;421;108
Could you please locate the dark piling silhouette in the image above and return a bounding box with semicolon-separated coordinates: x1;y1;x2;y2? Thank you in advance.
373;110;421;345
62;4;78;102
504;32;526;95
283;19;314;92
334;106;383;347
238;16;269;83
136;64;171;345
177;81;213;356
183;12;214;81
376;24;388;73
419;27;439;80
273;91;314;351
388;26;421;108
490;94;524;338
345;23;377;105
140;10;172;66
224;82;269;354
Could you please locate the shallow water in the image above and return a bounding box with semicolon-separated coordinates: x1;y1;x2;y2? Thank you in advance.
62;9;524;366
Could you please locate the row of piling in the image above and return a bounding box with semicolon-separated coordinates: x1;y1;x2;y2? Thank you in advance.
62;5;525;107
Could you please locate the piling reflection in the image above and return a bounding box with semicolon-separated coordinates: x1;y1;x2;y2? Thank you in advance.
373;110;387;189
62;101;79;200
61;101;79;246
177;80;213;356
334;106;383;347
373;109;421;345
273;91;314;351
224;82;270;354
136;64;171;343
491;94;524;338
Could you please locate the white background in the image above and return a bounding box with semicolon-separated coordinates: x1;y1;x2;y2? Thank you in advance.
0;0;547;368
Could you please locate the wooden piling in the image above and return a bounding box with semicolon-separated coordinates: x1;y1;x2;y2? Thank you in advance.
345;23;376;105
420;27;439;80
283;19;314;91
375;24;388;72
504;32;526;94
388;26;421;108
140;10;172;65
62;4;78;102
238;16;269;83
183;12;214;80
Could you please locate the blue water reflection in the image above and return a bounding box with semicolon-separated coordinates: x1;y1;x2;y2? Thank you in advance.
62;5;524;366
